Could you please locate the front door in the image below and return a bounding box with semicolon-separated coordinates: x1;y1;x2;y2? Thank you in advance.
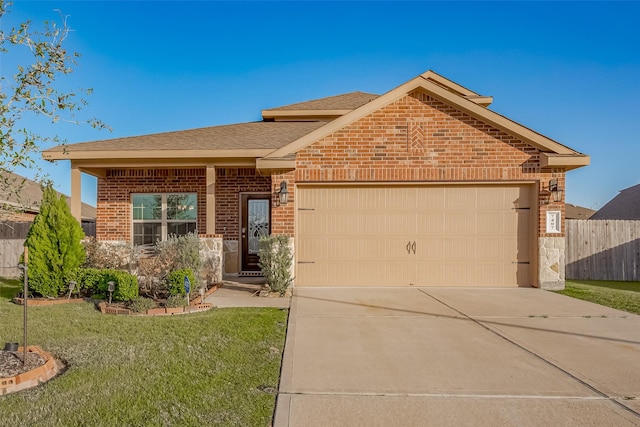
241;194;271;271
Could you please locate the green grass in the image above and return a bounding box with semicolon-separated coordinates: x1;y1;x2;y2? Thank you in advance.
0;277;288;426
556;280;640;315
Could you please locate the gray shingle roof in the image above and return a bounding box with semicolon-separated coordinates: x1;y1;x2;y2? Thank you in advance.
267;91;379;111
44;121;327;153
590;184;640;220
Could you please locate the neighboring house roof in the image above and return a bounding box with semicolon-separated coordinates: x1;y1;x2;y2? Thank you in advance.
0;171;96;221
590;184;640;220
565;203;595;220
41;69;589;175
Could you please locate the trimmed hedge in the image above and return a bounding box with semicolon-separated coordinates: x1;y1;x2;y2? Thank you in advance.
98;270;139;302
168;268;195;296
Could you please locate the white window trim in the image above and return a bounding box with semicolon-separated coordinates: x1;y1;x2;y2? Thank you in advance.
131;192;197;245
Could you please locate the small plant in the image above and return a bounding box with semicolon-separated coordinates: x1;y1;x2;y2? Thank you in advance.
168;268;196;296
129;296;155;313
165;294;187;308
258;235;293;296
98;270;139;302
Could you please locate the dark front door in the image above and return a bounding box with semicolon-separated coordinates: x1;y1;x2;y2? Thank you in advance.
241;194;271;271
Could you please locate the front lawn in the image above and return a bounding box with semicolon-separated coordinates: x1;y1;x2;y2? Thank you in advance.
0;277;288;426
556;280;640;315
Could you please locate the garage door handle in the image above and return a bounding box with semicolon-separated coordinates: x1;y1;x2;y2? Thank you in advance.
412;241;416;254
406;242;411;254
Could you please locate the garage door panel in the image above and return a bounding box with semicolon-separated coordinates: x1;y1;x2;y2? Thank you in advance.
445;187;476;209
445;213;476;234
415;187;445;209
385;188;416;210
358;213;385;235
297;185;532;287
327;238;359;260
415;238;444;261
443;238;476;260
416;212;446;235
386;212;416;234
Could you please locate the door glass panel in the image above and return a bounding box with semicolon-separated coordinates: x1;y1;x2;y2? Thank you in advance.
248;199;269;254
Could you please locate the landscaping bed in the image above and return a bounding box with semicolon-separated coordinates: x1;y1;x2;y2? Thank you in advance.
0;277;288;425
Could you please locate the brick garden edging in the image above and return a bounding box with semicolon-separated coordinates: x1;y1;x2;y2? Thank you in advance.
12;297;87;306
97;284;220;316
0;346;63;395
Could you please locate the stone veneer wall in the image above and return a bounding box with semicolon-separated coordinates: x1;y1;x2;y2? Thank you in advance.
91;235;223;285
199;235;223;284
538;236;566;290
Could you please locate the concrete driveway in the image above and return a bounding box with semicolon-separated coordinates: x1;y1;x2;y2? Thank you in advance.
273;287;640;426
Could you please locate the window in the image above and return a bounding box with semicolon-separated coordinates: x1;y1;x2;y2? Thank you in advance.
132;193;197;245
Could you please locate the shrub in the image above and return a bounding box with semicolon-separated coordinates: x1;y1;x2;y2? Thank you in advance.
168;268;196;296
98;270;139;302
65;267;103;296
165;294;188;308
155;233;201;287
258;235;293;296
23;184;85;297
83;238;134;270
129;297;155;313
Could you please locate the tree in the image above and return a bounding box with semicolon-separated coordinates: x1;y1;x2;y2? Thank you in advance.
0;1;108;210
23;184;85;297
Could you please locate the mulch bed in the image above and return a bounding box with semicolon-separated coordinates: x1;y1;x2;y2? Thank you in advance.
0;350;46;378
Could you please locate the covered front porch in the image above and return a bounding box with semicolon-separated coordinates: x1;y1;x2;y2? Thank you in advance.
65;162;294;276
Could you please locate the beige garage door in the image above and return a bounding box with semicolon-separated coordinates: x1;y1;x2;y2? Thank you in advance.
296;185;532;287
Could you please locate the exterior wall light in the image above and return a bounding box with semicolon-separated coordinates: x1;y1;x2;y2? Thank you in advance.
549;179;564;202
276;181;289;206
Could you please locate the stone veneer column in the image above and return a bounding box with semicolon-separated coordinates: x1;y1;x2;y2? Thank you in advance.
538;236;565;290
199;234;223;285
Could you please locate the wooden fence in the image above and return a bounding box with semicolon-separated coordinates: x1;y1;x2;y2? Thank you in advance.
566;219;640;281
0;220;95;278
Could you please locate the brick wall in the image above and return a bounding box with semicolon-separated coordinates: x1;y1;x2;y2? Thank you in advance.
271;171;295;236
295;90;565;237
215;168;271;239
96;168;206;241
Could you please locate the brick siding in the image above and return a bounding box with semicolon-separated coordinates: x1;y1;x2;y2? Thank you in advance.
294;91;565;237
96;168;206;241
214;168;271;239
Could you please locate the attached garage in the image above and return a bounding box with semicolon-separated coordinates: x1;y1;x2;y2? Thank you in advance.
296;185;534;287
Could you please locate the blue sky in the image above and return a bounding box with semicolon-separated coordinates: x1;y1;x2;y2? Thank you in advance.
4;1;640;210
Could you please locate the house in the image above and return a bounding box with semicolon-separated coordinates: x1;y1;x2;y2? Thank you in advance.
590;184;640;220
42;70;589;289
1;170;96;277
0;170;96;233
565;203;595;220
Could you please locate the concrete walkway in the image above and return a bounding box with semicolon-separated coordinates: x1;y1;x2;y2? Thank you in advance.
204;277;290;309
274;287;640;426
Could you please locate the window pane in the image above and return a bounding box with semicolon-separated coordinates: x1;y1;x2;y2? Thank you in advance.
133;222;162;245
167;193;197;220
132;194;161;220
248;199;269;254
168;221;197;237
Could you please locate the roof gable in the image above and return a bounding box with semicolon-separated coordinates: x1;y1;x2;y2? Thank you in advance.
262;71;589;170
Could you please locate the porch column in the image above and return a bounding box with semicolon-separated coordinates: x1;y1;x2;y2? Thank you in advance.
70;164;82;223
206;164;216;234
